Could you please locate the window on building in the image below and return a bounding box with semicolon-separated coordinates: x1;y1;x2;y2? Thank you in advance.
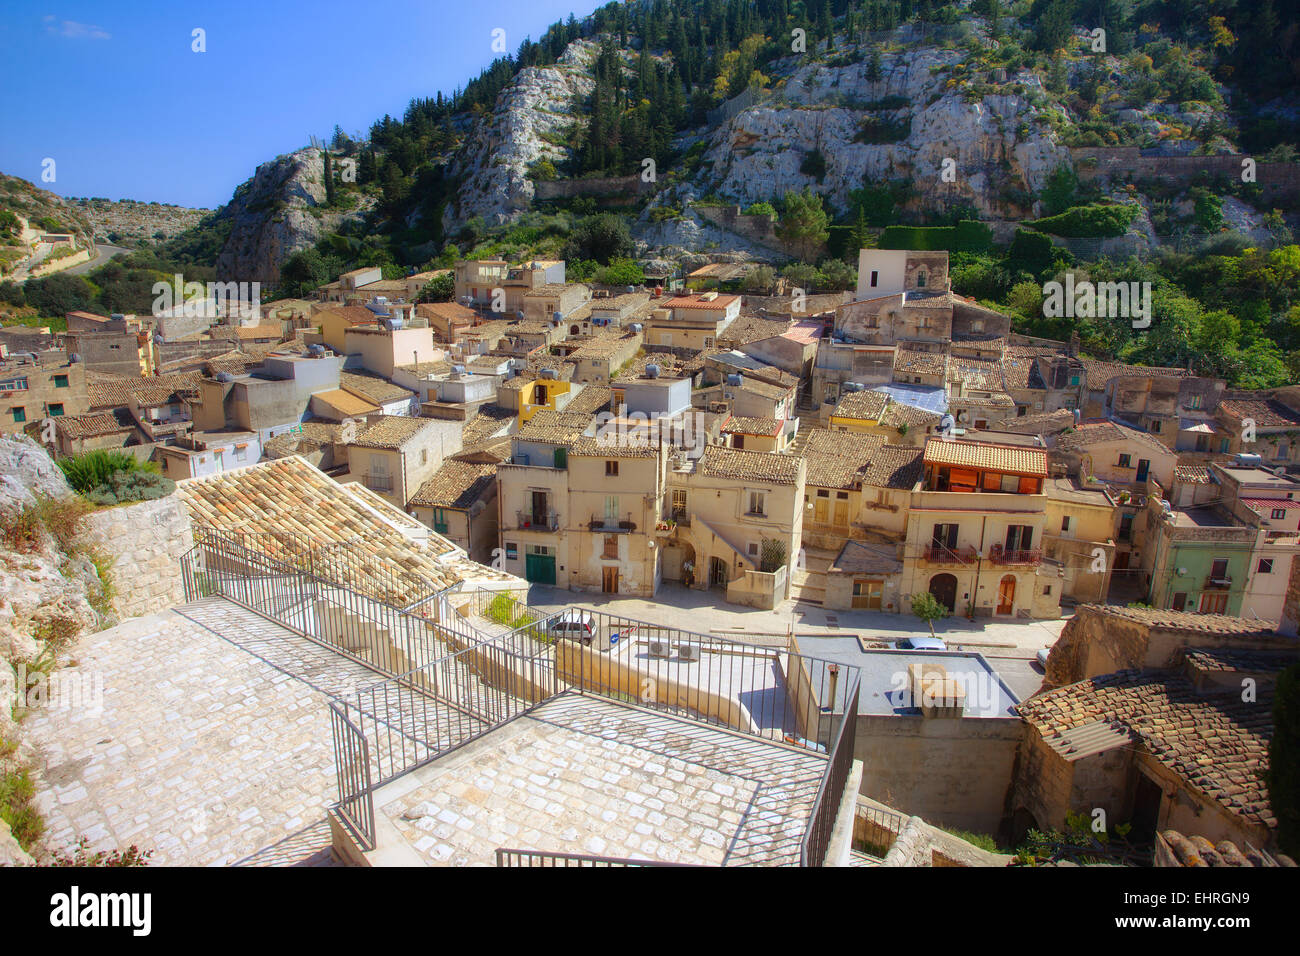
1042;585;1052;596
1172;592;1187;611
747;542;758;556
603;535;618;559
869;270;878;288
1069;375;1080;387
53;374;69;388
1272;509;1286;520
1259;558;1275;574
420;448;428;466
1190;395;1203;410
917;270;927;288
48;403;64;417
1151;420;1162;433
1117;453;1132;468
605;460;619;477
10;407;25;423
1061;516;1072;532
748;491;765;516
1005;525;1034;552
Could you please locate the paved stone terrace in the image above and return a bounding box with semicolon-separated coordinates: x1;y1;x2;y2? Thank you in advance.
24;597;384;866
382;693;828;866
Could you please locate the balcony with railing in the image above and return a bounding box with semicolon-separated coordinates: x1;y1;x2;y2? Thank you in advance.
988;547;1042;567
922;545;978;566
589;513;637;533
1204;574;1232;591
515;509;559;532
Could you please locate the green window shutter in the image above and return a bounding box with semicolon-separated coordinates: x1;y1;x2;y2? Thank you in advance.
554;447;567;469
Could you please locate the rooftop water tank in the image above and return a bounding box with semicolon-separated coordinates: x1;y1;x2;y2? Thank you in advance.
726;373;743;386
645;364;661;379
629;323;643;333
307;344;327;357
216;372;234;383
539;368;557;380
451;364;467;376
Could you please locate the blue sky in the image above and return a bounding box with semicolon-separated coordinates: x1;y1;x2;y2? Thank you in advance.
0;1;598;209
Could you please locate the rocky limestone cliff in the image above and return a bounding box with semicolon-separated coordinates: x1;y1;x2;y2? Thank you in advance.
682;46;1069;222
214;147;372;284
441;41;599;233
0;437;113;865
72;197;211;244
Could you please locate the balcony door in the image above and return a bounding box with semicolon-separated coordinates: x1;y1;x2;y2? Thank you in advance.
531;491;549;526
932;523;958;550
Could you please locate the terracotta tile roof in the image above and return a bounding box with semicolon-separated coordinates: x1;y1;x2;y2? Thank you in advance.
1080;358;1188;386
177;457;460;601
562;386;613;416
1001;352;1049;391
722;416;781;436
1072;603;1279;635
409;459;497;510
1242;497;1300;512
515;409;591;444
800;428;885;488
349;415;438;450
698;446;802;485
1175;464;1214;484
86;371;203;409
1182;647;1297;676
1052;419;1174;456
948;356;1003;391
862;444;924;489
416;302;477;324
1218;398;1300;429
317;305;381;327
1017;670;1275;829
831;389;889;422
339;371;415;406
879;402;943;430
718;315;791;345
893;348;946;377
1158;830;1292;867
461;404;515;446
54;411;131;440
924;438;1047;476
569;434;661;458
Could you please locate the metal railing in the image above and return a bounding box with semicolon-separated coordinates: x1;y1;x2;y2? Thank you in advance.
329;701;374;851
495;848;696;867
1204;575;1233;590
924;545;977;566
801;682;859;867
989;548;1042;566
515;509;559;531
183;538;862;862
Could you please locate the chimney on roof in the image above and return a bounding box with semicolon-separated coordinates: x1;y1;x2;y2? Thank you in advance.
1068;331;1080;358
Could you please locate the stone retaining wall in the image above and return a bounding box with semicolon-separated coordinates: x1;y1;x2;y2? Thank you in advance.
78;494;194;620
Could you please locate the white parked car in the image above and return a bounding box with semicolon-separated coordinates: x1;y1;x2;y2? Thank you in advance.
547;610;597;644
897;636;946;651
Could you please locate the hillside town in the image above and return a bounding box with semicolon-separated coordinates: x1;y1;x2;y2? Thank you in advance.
2;242;1298;872
3;0;1300;906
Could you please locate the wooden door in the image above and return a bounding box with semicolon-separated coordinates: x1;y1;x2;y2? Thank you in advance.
997;575;1016;615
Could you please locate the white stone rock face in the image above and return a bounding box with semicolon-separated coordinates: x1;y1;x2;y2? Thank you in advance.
214;147;373;285
691;48;1070;219
442;40;599;232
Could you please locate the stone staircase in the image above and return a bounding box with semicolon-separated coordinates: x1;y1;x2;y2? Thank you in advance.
789;545;837;606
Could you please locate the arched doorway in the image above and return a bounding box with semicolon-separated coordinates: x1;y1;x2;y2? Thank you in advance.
928;573;957;612
997;575;1016;616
